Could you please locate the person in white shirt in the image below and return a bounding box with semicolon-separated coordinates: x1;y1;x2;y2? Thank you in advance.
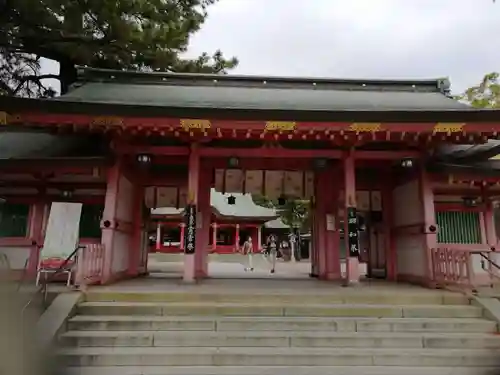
241;236;254;271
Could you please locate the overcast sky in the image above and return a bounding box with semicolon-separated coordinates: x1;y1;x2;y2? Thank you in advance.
41;0;500;94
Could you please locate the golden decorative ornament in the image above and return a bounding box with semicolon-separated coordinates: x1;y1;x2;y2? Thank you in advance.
265;121;296;131
90;116;124;127
180;119;211;131
433;123;464;133
349;123;382;132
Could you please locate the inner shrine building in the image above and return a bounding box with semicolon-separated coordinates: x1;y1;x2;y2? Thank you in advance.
149;188;285;254
1;66;500;287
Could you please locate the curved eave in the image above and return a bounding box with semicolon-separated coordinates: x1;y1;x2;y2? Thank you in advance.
435;139;500;163
2;95;500;123
429;162;500;177
214;214;278;222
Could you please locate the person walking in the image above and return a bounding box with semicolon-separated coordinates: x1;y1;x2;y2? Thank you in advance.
266;234;278;274
289;232;300;261
241;236;254;271
280;239;291;261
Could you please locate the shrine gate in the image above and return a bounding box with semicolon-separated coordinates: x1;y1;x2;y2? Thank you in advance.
1;67;500;289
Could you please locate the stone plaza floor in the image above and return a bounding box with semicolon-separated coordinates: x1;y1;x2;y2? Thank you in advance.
147;253;368;280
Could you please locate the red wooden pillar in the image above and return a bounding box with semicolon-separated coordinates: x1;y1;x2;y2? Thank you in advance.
234;224;240;251
312;171;327;279
482;187;497;248
257;225;263;251
316;212;327;278
100;160;122;284
325;166;341;279
195;164;211;278
382;169;397;281
27;201;47;278
184;143;200;282
418;164;437;286
309;179;320;277
179;223;185;250
344;149;360;284
211;223;218;251
250;226;258;252
128;183;144;276
316;168;340;280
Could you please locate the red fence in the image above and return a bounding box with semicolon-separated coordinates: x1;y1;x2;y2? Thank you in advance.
431;247;499;290
75;244;105;287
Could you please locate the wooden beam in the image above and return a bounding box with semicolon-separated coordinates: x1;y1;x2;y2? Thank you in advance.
199;147;343;159
113;143;422;163
0;181;106;189
354;150;421;160
208;158;316;170
114;144;190;156
434;188;483;196
0;159;110;174
0;195;105;204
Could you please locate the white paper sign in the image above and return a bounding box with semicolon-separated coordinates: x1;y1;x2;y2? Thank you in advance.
42;202;82;259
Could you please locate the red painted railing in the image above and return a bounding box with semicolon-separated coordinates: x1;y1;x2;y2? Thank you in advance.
75;244;105;287
431;247;474;289
431;247;500;290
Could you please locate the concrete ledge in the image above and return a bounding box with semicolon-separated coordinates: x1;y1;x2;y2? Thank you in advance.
36;291;83;348
64;365;497;375
471;296;500;330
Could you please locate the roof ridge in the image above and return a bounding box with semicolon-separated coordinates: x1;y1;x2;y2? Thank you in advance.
74;66;450;94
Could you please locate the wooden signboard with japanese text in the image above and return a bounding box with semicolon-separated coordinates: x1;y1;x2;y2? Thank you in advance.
183;204;197;254
346;207;360;257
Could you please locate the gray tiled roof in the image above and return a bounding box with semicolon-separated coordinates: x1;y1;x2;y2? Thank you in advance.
264;218;289;229
211;189;277;218
436;140;500;162
55;67;468;111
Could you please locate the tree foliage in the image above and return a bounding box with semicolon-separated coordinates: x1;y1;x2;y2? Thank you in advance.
252;194;311;232
0;0;238;96
455;72;500;109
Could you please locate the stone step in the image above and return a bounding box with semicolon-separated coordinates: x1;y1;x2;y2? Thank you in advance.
77;302;483;318
84;291;469;306
60;330;500;349
63;365;500;375
68;315;497;333
57;347;500;367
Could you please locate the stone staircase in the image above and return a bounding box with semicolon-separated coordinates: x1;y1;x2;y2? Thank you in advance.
59;288;500;374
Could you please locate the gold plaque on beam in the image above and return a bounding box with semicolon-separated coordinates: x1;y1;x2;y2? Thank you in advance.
265;121;296;131
349;123;381;132
180;119;211;131
0;112;21;125
433;123;465;133
0;112;7;125
90;116;124;126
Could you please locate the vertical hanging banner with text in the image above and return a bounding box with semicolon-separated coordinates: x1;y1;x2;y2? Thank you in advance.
346;207;360;257
184;204;197;254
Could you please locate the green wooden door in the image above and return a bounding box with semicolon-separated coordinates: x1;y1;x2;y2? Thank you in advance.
79;204;104;239
436;211;482;244
0;203;30;237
